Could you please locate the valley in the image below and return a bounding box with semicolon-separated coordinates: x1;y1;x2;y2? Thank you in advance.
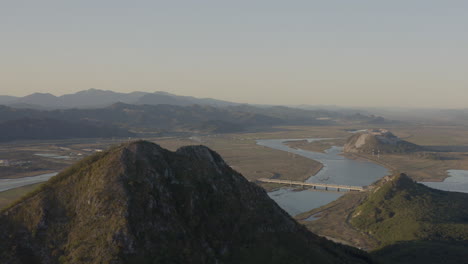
3;124;468;205
3;2;468;262
1;123;468;263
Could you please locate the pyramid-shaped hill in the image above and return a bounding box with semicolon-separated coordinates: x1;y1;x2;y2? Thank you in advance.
351;173;468;248
0;141;373;264
344;129;422;154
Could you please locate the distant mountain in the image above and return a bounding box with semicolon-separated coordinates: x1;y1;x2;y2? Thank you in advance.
344;129;422;154
0;95;18;105
1;89;389;128
135;92;194;106
136;91;238;107
59;88;149;108
0;141;374;263
0;102;391;137
0;118;134;142
2;89;240;109
15;93;59;107
0;103;283;135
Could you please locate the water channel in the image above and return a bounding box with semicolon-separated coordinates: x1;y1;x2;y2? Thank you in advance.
1;138;468;213
0;172;58;192
421;170;468;194
256;139;389;216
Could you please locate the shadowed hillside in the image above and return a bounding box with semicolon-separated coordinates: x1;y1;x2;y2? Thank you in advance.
0;141;374;263
0;118;134;142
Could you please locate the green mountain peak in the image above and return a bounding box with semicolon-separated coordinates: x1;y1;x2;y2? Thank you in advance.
351;173;468;248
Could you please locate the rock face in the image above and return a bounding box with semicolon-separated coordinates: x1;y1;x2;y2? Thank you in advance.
0;141;373;264
344;129;421;154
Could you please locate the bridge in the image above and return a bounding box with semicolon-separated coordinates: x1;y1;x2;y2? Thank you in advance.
257;178;365;192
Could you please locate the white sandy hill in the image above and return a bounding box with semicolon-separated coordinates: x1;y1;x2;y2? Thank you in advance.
344;129;421;154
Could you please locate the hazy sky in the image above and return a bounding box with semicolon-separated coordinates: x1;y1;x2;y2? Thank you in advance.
1;1;467;108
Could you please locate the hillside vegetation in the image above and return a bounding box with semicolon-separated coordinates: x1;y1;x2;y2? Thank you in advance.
0;141;374;263
350;173;468;247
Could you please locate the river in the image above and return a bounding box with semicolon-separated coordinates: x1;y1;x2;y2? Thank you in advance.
256;139;389;216
2;139;467;211
421;170;468;193
0;172;58;192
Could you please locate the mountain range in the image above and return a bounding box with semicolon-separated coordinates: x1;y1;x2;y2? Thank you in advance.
0;89;388;141
0;89;239;109
0;118;134;142
0;103;287;137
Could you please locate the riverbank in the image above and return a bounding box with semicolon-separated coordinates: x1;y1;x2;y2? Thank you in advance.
342;152;397;174
0;172;57;192
258;162;324;192
257;138;388;216
284;138;347;154
0;182;44;209
342;151;468;182
297;191;379;250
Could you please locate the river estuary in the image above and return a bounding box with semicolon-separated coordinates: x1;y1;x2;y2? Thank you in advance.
256;138;389;216
1;138;468;213
257;138;468;216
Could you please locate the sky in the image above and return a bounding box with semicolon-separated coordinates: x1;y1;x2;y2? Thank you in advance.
1;1;467;108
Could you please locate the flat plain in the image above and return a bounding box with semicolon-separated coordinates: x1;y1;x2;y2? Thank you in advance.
2;124;468;211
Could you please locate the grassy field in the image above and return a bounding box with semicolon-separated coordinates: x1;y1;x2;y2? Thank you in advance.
285;138;348;153
346;152;468;181
0;182;44;209
296;192;379;250
0;126;350;207
388;125;468;146
277;125;468;182
3;124;468;212
151;132;327;188
341;125;468;182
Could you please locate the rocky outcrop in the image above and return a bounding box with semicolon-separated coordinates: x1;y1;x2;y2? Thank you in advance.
0;141;374;264
344;129;421;154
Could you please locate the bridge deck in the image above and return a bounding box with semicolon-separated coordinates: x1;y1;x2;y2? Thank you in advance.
257;178;365;191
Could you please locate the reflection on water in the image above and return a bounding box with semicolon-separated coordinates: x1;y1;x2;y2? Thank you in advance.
257;138;389;216
268;187;343;216
421;170;468;193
